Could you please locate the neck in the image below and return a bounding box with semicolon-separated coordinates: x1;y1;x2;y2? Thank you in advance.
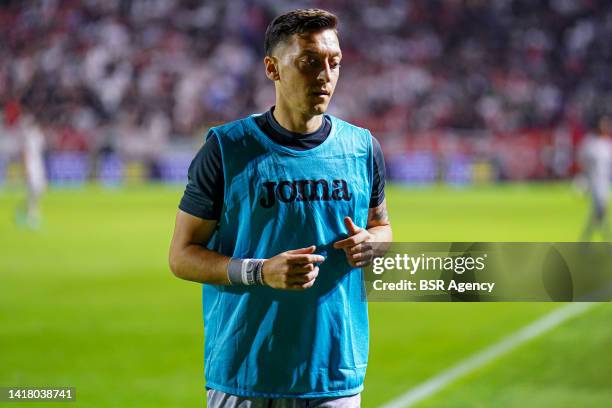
273;101;323;133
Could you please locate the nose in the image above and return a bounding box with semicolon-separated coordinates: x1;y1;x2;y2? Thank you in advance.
317;61;332;83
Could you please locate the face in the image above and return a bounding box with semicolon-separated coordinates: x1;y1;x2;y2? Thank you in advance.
265;29;342;116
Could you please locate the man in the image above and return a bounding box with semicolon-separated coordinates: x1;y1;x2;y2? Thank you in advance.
16;113;46;229
169;9;391;407
578;115;612;241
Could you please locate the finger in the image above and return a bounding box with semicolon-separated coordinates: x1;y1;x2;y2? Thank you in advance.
286;245;316;255
344;216;362;235
289;267;319;283
301;279;316;289
290;263;315;274
334;230;369;249
348;243;365;255
288;276;317;290
349;247;374;261
287;254;325;264
349;251;366;261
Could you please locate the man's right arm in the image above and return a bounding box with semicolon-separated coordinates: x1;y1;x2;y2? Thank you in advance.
168;209;324;288
171;130;324;288
168;210;231;284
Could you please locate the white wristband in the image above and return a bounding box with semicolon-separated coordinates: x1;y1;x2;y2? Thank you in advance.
228;258;265;285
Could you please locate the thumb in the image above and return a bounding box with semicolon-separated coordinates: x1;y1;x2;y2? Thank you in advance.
344;216;361;235
287;245;316;254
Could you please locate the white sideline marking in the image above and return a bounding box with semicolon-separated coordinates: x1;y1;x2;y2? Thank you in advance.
380;303;596;408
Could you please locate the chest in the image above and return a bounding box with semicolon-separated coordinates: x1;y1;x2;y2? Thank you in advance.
226;151;371;212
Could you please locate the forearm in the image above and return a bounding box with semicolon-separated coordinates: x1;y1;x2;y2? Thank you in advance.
169;244;231;284
170;243;324;290
367;199;392;243
366;199;392;257
367;224;392;243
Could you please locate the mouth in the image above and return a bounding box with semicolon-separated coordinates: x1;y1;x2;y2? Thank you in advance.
311;90;330;97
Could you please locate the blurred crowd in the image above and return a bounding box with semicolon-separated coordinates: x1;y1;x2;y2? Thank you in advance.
1;0;612;155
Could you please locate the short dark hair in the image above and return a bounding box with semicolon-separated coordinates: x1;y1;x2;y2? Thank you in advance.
264;9;338;56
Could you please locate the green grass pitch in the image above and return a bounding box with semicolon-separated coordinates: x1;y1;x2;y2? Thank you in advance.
0;183;610;407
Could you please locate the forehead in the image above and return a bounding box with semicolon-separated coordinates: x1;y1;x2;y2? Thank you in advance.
285;29;341;57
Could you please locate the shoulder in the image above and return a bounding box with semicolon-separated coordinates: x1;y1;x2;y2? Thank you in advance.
327;114;372;137
328;115;381;153
370;134;383;153
327;114;375;152
210;114;262;140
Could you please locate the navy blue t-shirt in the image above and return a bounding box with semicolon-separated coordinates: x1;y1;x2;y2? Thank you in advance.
180;108;386;220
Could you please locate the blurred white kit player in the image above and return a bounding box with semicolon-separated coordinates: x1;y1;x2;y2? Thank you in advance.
577;116;612;241
17;114;47;228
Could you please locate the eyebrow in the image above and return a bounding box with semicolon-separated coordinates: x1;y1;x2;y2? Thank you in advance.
300;50;342;58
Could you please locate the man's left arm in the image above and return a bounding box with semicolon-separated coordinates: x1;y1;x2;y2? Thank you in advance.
334;134;392;267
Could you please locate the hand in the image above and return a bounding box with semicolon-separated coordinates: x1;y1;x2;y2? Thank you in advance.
333;217;373;267
262;245;325;290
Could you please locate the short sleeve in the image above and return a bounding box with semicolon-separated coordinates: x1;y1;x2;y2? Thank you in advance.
178;131;224;220
370;135;386;208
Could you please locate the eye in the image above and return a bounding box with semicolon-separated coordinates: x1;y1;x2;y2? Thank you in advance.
330;62;341;70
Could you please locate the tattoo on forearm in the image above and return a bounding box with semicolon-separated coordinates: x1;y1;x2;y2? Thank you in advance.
370;203;389;223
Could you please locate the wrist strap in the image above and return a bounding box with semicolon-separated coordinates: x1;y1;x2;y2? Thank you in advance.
228;258;266;285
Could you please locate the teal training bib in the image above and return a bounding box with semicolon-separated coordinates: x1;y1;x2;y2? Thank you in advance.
203;113;373;398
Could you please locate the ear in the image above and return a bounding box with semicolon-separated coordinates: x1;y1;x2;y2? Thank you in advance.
264;56;280;81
